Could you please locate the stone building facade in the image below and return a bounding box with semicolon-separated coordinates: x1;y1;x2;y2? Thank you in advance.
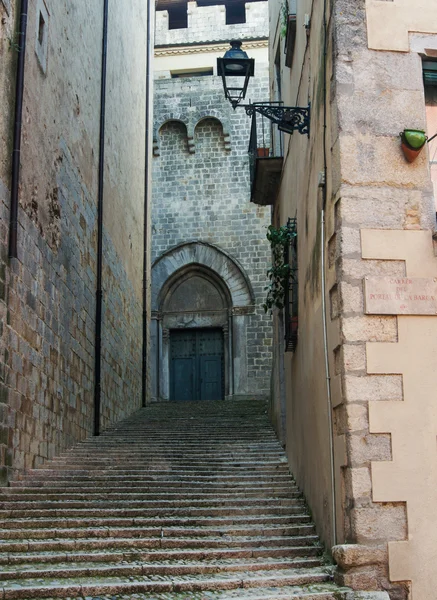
0;0;152;484
264;0;437;598
151;0;273;402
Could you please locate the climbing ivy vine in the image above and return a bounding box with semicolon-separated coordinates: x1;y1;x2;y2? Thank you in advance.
280;0;289;38
262;223;296;313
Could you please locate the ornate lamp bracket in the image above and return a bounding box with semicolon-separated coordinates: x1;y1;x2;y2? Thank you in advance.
244;103;310;137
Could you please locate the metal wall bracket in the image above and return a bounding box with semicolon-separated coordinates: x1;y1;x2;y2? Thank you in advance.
243;103;310;137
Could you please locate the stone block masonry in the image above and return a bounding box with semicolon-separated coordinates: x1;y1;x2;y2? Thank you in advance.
152;72;273;396
0;0;148;485
0;141;142;484
155;1;268;47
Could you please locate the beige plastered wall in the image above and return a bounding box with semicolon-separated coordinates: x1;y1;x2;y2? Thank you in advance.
154;43;267;79
269;0;342;549
331;0;437;598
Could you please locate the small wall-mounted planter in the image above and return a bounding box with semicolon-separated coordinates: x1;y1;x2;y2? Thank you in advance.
400;129;427;163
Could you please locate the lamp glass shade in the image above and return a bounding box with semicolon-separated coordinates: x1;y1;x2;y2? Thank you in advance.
217;41;254;108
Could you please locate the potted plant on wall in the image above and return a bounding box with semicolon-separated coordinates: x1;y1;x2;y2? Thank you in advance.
400;129;427;163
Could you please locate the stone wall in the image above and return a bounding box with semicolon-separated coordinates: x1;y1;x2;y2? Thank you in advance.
269;0;437;596
332;1;436;598
0;0;149;483
151;69;273;399
155;1;268;47
268;0;341;552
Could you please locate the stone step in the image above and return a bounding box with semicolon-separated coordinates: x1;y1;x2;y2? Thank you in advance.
5;483;298;492
23;466;291;476
45;464;289;472
59;448;284;455
52;450;285;457
0;567;332;599
49;459;287;467
78;435;280;440
0;506;308;519
76;441;280;445
0;522;314;540
26;584;351;600
0;497;300;510
0;556;322;580
19;473;293;482
0;514;311;530
0;545;322;566
0;398;361;600
0;534;319;553
0;490;301;502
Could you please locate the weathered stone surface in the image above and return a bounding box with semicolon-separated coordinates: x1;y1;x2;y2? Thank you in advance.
0;1;148;484
151;32;272;400
333;544;387;569
350;506;407;543
342;592;390;600
0;398;361;599
343;374;403;403
342;316;398;343
155;1;268;47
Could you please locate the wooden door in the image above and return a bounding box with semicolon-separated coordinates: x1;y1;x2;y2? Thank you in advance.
170;329;223;401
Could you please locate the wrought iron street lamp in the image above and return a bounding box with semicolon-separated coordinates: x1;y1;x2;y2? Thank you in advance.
217;41;310;136
217;41;254;109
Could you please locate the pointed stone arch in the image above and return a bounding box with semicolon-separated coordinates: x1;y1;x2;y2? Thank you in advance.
150;241;256;402
151;241;255;312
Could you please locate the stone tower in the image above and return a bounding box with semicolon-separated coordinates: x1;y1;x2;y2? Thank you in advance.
151;0;272;402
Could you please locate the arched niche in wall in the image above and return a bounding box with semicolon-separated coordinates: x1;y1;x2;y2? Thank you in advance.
153;119;189;156
150;241;255;402
194;117;230;153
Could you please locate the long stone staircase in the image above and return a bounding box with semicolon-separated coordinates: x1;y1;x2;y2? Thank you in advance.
0;398;363;599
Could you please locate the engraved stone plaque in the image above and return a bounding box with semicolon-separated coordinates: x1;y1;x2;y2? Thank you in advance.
364;277;437;315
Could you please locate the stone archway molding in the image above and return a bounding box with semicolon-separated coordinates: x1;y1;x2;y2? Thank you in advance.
151;240;255;312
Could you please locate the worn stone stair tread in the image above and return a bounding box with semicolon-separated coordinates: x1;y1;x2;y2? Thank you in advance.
0;515;309;529
1;485;298;494
0;545;322;566
0;508;305;520
0;492;304;506
37;583;350;600
0;523;315;539
1;488;300;498
0;546;322;568
0;534;320;554
25;476;292;481
0;556;323;578
50;454;287;461
0;399;356;600
0;567;332;597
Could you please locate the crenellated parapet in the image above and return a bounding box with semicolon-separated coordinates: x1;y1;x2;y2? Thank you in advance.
155;1;268;47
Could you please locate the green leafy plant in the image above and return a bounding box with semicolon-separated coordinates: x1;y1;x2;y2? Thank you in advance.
280;0;289;38
263;223;296;313
8;33;21;53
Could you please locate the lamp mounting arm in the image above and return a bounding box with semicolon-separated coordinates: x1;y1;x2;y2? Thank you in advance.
242;103;310;137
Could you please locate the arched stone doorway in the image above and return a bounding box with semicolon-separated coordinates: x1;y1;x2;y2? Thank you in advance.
150;242;255;402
